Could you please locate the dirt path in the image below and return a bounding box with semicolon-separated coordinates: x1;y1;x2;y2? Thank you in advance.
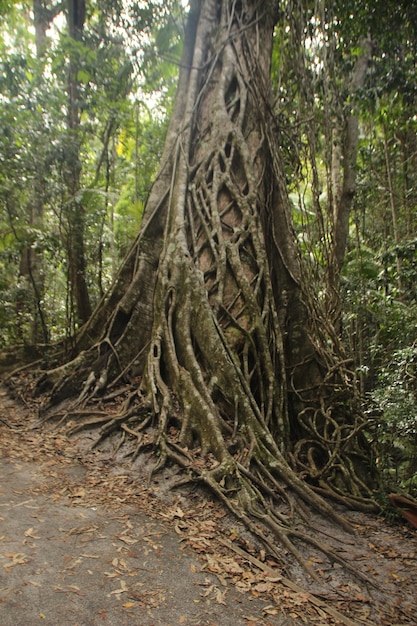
0;385;416;625
0;388;289;626
0;455;280;626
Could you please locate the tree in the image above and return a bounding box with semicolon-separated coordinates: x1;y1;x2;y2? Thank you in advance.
37;0;378;576
0;0;160;343
339;0;417;494
64;0;93;326
0;1;55;344
271;0;374;325
17;0;64;344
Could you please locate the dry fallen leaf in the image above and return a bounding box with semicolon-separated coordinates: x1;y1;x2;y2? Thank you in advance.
215;587;227;605
68;487;86;498
205;554;221;572
117;535;138;545
66;584;85;596
80;553;100;559
222;558;244;574
65;557;82;570
253;582;273;593
108;580;128;595
3;552;29;566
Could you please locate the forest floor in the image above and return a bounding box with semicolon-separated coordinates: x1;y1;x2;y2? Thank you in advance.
0;382;416;626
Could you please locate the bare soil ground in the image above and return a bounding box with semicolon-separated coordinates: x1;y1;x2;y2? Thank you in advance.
0;383;416;626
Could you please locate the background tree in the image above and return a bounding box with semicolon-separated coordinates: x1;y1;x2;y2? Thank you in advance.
64;0;92;326
266;0;417;495
0;1;54;344
0;0;176;343
341;0;417;493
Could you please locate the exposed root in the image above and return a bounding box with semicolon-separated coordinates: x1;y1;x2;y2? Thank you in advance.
219;538;367;626
146;412;375;585
39;381;374;588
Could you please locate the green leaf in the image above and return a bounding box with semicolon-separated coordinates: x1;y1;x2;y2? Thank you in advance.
77;69;90;84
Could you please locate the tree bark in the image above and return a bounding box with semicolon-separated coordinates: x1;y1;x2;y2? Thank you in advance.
33;0;63;56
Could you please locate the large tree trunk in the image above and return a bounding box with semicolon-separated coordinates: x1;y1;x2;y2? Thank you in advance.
38;0;378;577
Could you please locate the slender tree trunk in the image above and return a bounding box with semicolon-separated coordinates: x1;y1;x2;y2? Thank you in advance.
328;37;373;316
17;183;49;344
15;0;63;344
33;0;63;57
383;132;403;297
65;0;92;326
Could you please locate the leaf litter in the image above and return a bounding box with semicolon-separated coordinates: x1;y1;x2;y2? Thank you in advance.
0;381;417;625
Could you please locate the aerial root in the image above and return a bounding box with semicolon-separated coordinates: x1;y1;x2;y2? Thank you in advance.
34;361;375;588
56;411;111;432
200;469;322;582
37;392;375;588
90;405;154;449
314;481;378;512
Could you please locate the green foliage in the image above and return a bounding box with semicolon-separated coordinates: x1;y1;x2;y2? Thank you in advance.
381;239;417;301
368;343;417;497
0;0;180;343
271;0;417;497
342;238;417;495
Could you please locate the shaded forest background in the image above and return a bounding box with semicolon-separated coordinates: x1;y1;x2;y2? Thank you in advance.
1;0;416;499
